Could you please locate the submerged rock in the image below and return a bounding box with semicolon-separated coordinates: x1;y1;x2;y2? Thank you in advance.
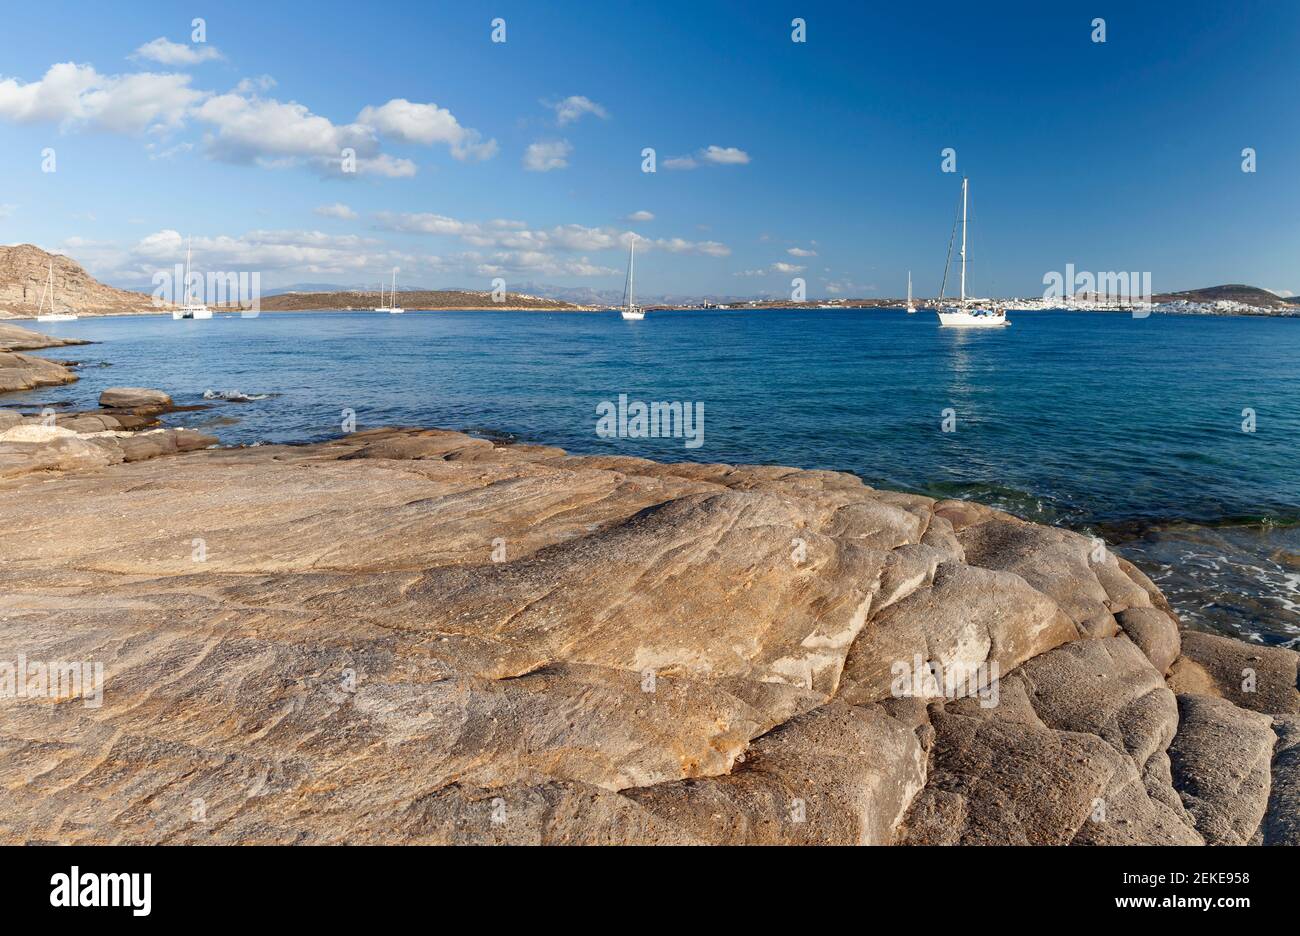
0;426;1293;845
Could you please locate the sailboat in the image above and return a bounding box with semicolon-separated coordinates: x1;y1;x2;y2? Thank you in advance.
936;178;1009;328
172;236;212;319
372;278;388;312
618;236;644;320
906;270;916;314
35;261;78;322
386;268;403;314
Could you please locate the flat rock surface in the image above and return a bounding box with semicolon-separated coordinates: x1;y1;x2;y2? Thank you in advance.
0;427;1294;845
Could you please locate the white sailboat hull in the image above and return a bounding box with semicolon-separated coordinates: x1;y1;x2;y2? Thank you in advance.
36;313;78;322
388;308;405;314
937;308;1010;328
620;309;645;320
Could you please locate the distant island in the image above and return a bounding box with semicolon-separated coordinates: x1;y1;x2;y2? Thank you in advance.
256;289;580;312
1;244;1296;319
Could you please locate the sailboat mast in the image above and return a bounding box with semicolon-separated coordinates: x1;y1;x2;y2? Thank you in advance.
185;236;194;305
391;268;396;303
959;177;968;303
628;237;636;310
907;270;912;304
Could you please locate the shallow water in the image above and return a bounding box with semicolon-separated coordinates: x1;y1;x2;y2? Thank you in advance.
15;308;1300;646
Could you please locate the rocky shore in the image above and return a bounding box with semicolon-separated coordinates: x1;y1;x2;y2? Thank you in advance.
0;322;87;393
0;414;1295;844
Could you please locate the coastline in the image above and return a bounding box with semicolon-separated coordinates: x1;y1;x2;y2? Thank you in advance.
6;302;1300;321
1;317;1296;844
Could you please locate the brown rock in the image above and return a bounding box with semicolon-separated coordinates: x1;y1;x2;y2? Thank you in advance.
98;387;174;411
0;351;77;393
1168;694;1275;845
1168;631;1299;715
1117;606;1182;675
0;426;1284;845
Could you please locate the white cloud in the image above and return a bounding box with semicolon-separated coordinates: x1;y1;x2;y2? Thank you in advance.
467;250;620;278
663;145;750;170
357;98;497;161
374;212;731;265
624;210;654;222
733;261;805;276
197;92;372;164
0;62;492;177
0;204;14;219
126;228;388;276
523;139;572;171
1265;287;1294;297
655;237;730;257
701;145;750;165
548;95;608;126
63;214;729;286
0;62;204;133
787;247;816;257
133;38;223;66
315;203;357;220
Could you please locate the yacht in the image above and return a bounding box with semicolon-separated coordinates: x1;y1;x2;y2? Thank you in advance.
173;236;212;319
374;268;403;313
905;270;916;314
34;261;78;322
936;178;1009;328
617;236;644;320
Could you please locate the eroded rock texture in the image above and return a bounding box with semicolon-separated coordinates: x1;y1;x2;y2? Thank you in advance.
0;428;1295;844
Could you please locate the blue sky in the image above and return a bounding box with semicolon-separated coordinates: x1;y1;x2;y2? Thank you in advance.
1;0;1297;297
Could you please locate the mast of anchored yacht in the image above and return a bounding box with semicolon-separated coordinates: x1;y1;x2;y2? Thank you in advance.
628;236;635;313
960;176;968;304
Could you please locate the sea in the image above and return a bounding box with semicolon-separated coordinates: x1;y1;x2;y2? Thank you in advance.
13;307;1299;647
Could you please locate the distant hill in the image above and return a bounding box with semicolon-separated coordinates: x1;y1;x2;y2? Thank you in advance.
256;289;584;312
1151;284;1294;310
0;244;155;318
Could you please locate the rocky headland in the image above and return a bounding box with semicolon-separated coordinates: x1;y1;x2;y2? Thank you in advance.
0;321;88;393
0;245;153;319
0;402;1295;844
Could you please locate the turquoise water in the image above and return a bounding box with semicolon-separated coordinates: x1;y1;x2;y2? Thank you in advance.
14;308;1300;645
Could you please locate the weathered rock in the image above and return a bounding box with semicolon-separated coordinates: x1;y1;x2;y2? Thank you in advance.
0;321;90;352
625;702;927;844
0;426;1288;845
1167;630;1300;715
0;350;77;393
1167;694;1275;845
1117;606;1182;675
0;427;215;479
98;386;174;411
1261;715;1300;845
838;562;1078;704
